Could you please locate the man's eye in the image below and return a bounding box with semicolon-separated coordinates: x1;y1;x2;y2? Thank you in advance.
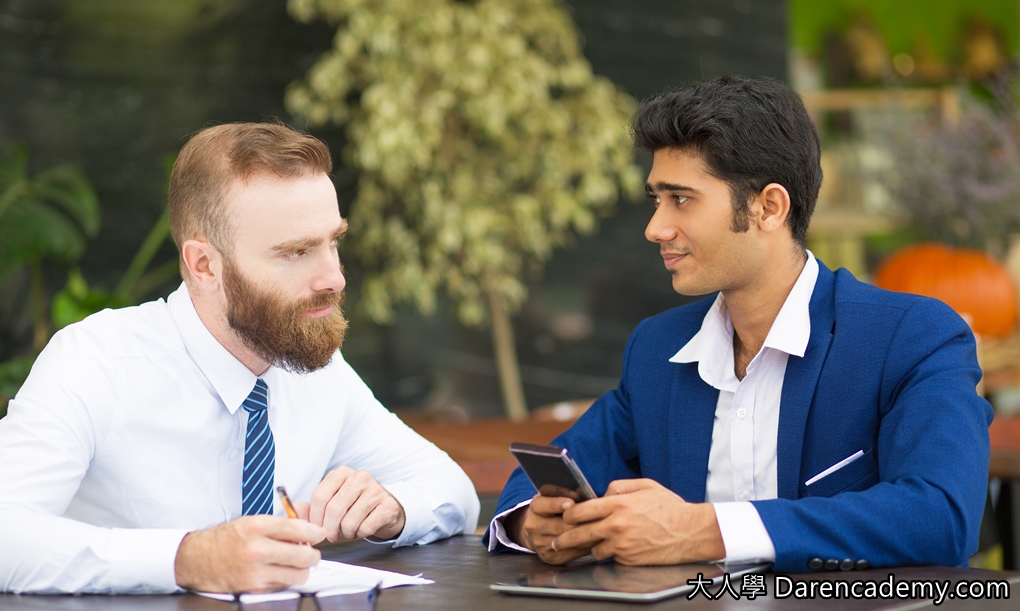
674;195;688;205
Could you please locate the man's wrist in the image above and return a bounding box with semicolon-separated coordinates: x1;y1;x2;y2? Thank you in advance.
694;503;726;561
173;531;201;590
503;505;532;549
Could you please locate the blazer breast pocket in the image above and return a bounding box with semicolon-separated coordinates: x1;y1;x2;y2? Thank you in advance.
801;449;878;498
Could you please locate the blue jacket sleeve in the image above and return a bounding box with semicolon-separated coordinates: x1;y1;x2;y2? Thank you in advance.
754;298;992;572
482;321;648;552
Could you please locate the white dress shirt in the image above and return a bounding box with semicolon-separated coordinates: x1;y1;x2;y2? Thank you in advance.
0;284;480;594
489;254;818;563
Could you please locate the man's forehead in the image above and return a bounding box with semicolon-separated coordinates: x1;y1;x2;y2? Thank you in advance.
647;148;713;184
225;172;340;244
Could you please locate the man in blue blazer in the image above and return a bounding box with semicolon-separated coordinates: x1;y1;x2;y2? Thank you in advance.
484;76;992;573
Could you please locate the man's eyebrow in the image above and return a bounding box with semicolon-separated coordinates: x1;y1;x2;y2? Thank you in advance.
646;181;701;194
271;220;348;252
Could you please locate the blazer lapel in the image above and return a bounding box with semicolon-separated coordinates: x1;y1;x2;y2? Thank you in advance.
669;362;720;503
776;260;836;500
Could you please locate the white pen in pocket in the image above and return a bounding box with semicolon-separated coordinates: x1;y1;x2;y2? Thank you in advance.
804;450;865;486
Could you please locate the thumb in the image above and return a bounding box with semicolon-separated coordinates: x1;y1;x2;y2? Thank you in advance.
605;478;655;496
293;501;311;521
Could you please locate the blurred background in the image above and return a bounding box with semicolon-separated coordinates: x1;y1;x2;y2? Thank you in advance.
3;0;1020;566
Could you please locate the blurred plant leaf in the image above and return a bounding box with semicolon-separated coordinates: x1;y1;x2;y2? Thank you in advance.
0;146;101;281
286;0;643;327
51;268;134;331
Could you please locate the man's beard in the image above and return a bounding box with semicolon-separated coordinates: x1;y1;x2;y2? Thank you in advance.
222;257;348;374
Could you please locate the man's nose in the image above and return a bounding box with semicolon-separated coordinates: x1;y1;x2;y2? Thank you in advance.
645;204;677;244
313;249;346;293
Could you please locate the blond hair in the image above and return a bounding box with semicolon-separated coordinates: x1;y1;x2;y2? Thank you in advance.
168;121;333;261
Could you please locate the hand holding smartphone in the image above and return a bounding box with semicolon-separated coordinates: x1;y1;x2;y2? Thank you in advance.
509;443;597;502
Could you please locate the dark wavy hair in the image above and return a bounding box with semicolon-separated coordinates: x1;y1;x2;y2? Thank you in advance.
631;76;822;245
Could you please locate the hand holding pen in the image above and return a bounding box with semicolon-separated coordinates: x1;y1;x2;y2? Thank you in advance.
277;485;311;547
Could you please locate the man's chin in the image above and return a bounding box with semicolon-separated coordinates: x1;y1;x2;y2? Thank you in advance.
671;277;715;297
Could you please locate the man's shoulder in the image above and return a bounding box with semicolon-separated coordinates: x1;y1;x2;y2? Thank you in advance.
50;297;184;362
830;267;963;327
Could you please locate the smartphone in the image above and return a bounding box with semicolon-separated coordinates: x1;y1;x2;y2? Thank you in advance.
509;442;597;502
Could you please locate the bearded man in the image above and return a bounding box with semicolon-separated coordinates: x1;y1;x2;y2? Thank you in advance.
0;122;480;594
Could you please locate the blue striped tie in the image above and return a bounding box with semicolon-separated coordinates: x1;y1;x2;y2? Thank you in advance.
241;378;275;516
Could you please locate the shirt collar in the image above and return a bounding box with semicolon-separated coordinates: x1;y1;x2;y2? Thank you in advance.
668;253;819;387
167;283;261;415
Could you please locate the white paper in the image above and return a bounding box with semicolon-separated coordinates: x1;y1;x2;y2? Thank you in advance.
197;559;432;600
290;559;431;594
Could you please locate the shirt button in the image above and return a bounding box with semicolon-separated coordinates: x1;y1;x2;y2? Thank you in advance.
855;559;870;571
825;559;839;570
229;448;240;460
736;408;748;419
840;559;855;571
738;490;750;501
808;558;823;570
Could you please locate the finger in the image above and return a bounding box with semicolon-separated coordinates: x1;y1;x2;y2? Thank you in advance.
323;480;367;541
537;546;591;566
562;497;614;525
259;537;323;570
293;501;311;521
530;494;574;517
605;478;656;496
590;539;617;562
552;522;605;552
528;515;573;538
309;466;356;526
259;515;326;545
355;500;400;539
338;487;381;539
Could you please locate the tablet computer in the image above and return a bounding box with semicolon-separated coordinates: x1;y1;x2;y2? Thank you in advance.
490;561;767;603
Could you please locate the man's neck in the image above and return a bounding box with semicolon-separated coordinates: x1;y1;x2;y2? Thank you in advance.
724;247;808;376
188;286;271;377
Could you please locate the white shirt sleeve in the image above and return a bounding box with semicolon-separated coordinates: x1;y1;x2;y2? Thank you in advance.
327;357;480;546
712;502;776;564
486;499;534;553
0;329;188;593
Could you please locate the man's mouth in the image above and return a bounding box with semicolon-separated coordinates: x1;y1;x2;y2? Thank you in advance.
305;305;334;318
661;252;688;268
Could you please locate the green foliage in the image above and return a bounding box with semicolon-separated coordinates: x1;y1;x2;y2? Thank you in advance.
0;152;178;414
0;146;101;281
286;0;642;327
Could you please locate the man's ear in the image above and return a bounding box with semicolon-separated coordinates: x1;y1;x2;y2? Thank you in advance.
181;238;223;291
756;183;791;233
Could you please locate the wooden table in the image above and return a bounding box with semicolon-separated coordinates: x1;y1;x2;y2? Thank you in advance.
403;419;572;496
0;536;1016;609
990;415;1020;571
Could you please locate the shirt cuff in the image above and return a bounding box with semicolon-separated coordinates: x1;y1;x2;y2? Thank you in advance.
373;480;436;547
107;528;190;593
712;502;776;564
487;500;534;553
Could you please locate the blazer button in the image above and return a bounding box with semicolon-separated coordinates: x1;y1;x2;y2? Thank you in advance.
808;558;823;569
839;559;854;571
855;559;870;571
824;559;839;570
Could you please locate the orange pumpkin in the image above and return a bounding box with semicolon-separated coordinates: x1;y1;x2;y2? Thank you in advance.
874;243;1018;337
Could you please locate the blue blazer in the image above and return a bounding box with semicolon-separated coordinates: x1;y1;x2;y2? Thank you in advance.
485;261;993;572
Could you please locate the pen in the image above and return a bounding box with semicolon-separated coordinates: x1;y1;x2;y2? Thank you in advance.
276;485;299;519
276;485;311;546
